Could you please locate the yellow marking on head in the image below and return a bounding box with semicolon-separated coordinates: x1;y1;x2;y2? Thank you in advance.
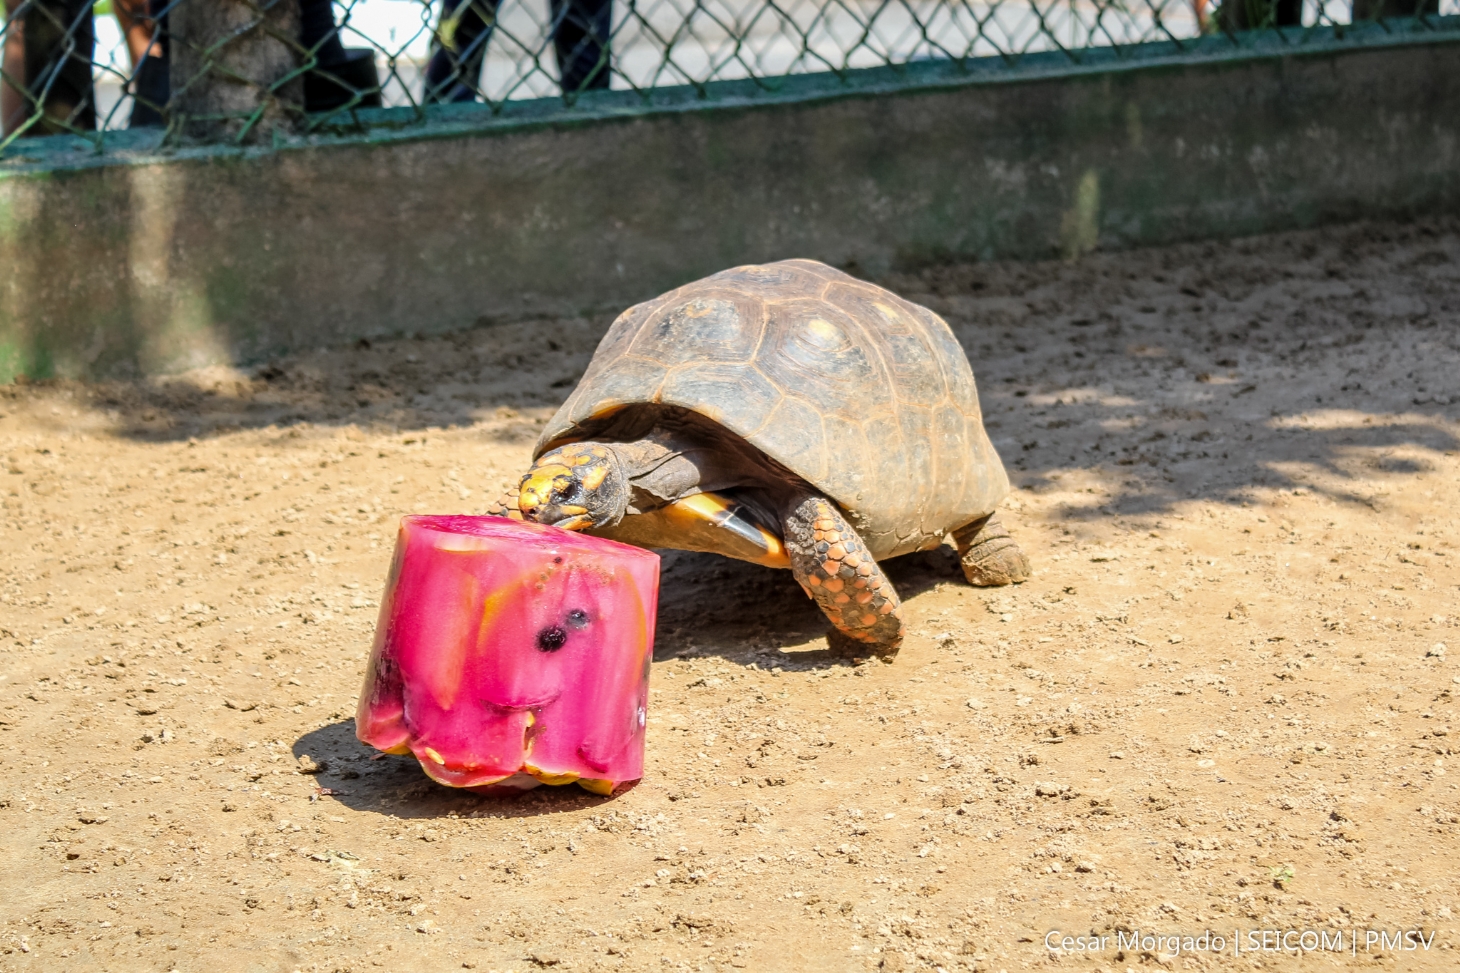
422;746;446;765
569;446;608;467
580;464;609;491
519;466;574;513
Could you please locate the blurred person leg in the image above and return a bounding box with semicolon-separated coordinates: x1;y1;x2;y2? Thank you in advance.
113;0;166;127
21;0;94;134
2;0;26;136
1352;0;1438;17
1217;0;1302;28
424;0;494;103
551;0;610;93
300;0;348;65
300;0;380;111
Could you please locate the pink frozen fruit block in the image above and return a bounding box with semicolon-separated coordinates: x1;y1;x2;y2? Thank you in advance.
356;515;659;795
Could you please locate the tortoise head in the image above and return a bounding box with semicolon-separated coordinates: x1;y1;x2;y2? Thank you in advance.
518;443;627;531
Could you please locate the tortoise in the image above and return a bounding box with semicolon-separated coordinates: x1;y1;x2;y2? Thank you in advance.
487;259;1029;655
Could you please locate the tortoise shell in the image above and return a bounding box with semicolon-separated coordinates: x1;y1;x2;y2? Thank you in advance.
537;259;1010;561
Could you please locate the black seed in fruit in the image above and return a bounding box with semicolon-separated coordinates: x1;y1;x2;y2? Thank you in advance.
536;626;568;652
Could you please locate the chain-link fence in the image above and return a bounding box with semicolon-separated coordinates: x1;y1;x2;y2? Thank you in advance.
1;0;1456;155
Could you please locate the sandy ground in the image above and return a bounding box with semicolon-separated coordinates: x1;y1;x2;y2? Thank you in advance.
1;217;1458;973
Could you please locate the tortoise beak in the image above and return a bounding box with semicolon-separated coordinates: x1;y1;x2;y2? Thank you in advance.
527;505;593;531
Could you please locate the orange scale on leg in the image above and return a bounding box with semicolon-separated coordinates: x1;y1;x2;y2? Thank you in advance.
856;592;873;604
826;544;847;560
833;593;850;605
843;554;861;569
823;577;845;593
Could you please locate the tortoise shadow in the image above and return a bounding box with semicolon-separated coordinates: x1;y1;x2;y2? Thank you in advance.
291;720;631;821
652;545;967;669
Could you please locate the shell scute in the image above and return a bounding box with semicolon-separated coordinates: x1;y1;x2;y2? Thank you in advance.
931;403;971;535
756;395;829;485
896;406;935;531
633;290;766;365
657;363;783;430
818;412;873;505
756;299;882;421
716;260;833;294
556;355;668;435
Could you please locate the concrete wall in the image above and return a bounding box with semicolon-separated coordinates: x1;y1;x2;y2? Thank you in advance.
2;24;1458;382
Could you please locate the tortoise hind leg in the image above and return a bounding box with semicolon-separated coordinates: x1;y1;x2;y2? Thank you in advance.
782;495;904;657
952;512;1030;586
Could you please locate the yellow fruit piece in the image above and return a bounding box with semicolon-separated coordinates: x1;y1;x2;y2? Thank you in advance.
525;764;580;786
577;778;614;796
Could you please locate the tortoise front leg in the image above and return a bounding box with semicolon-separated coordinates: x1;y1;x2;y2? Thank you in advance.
782;495;904;657
484;483;524;521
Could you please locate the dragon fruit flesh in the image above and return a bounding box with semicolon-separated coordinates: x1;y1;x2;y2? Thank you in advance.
356;515;659;795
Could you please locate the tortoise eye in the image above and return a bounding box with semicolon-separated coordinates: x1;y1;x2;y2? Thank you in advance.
553;480;582;502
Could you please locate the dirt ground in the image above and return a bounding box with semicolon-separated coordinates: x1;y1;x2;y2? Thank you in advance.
1;217;1458;973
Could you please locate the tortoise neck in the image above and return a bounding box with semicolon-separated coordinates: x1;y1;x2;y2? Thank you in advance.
603;427;736;515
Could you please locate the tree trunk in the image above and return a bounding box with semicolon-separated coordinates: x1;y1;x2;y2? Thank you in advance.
170;0;302;142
